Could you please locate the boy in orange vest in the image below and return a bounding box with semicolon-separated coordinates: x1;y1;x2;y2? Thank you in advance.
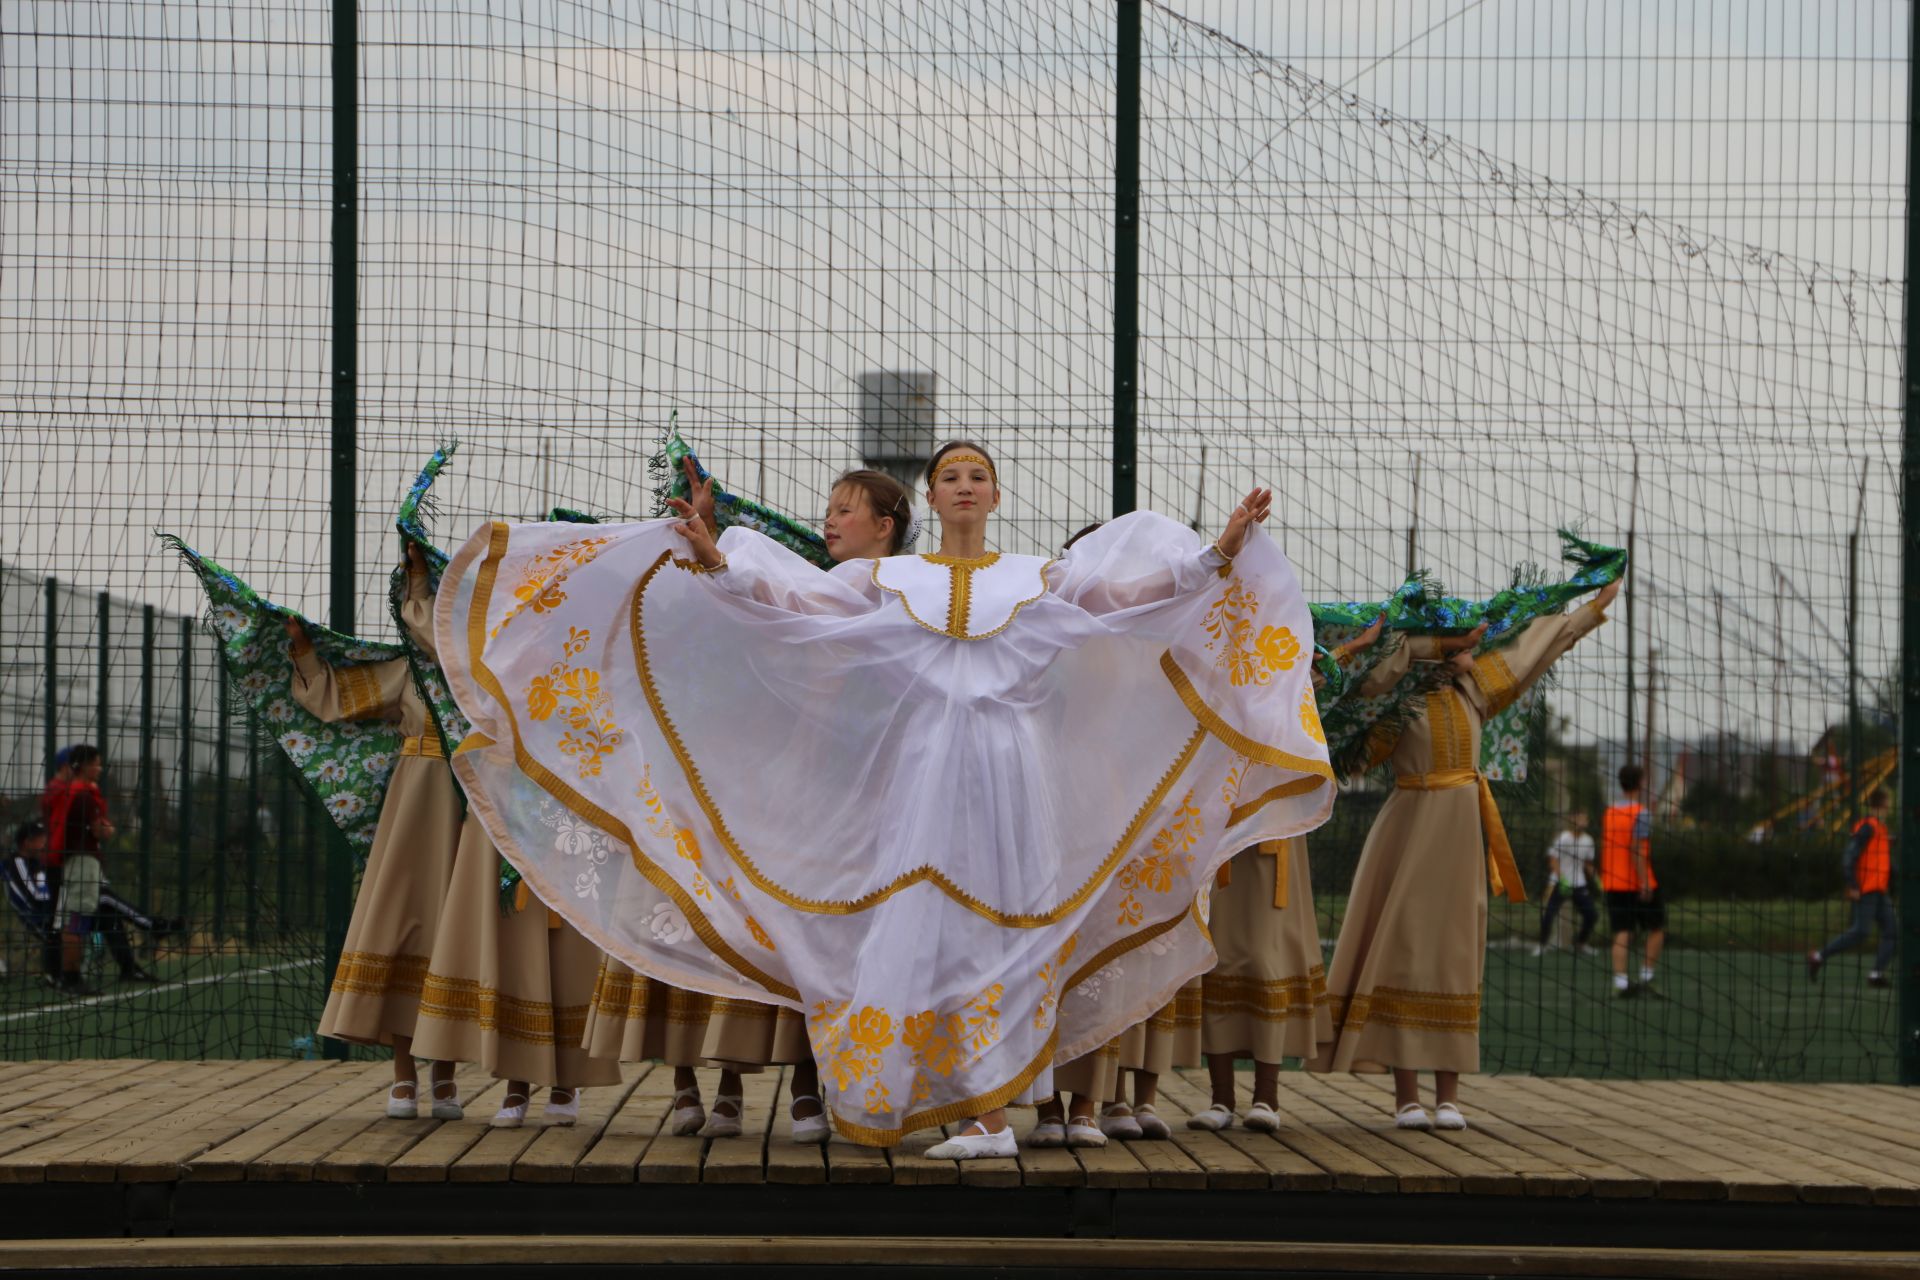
1807;788;1896;988
1600;764;1663;995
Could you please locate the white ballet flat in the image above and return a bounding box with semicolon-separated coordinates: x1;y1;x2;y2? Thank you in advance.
491;1092;531;1129
1186;1103;1234;1131
925;1120;1017;1160
428;1080;463;1122
545;1088;582;1127
1065;1116;1108;1148
788;1095;830;1145
1027;1119;1067;1148
386;1083;418;1120
698;1093;744;1139
1243;1101;1281;1133
668;1087;706;1137
1433;1102;1468;1131
1395;1103;1434;1131
1134;1103;1172;1140
1098;1104;1144;1141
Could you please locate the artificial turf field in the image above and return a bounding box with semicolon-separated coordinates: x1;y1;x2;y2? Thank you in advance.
0;933;1897;1082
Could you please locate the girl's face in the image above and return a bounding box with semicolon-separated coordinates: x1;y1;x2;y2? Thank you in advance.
823;483;895;562
926;455;998;530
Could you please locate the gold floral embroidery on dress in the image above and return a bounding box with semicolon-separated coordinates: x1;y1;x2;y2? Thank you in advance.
492;535;614;637
1202;582;1301;687
636;766;711;900
827;1005;894;1105
1219;756;1253;808
744;914;776;951
1300;685;1325;745
1470;651;1520;716
1033;936;1078;1031
905;984;1005;1106
526;626;623;779
1425;687;1475;773
335;664;388;722
1115;789;1203;925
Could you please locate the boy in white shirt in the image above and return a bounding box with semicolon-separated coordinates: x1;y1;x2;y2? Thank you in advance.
1534;809;1599;955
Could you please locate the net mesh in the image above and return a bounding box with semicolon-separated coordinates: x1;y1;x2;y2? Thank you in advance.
0;0;1905;1079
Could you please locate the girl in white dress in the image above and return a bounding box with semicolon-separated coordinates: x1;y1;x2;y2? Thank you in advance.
434;440;1332;1153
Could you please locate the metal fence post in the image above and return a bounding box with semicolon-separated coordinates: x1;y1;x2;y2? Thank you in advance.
324;0;361;1062
215;659;230;943
1111;0;1141;518
177;618;195;925
245;713;260;949
43;577;57;773
139;605;155;908
96;591;110;764
275;754;290;938
1899;2;1920;1086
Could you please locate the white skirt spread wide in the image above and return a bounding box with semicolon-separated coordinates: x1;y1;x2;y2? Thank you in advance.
436;512;1332;1145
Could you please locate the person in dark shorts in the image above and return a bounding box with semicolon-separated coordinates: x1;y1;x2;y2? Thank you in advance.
1599;764;1664;996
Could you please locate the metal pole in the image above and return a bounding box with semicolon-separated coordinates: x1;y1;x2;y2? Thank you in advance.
1850;465;1870;825
43;577;57;774
96;592;110;763
1899;0;1920;1085
275;755;290;938
325;0;360;1061
1624;454;1640;767
245;714;260;949
215;662;230;944
1111;0;1141;517
139;606;155;908
177;618;194;926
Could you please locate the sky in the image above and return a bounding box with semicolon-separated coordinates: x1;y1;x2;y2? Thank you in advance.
0;0;1907;770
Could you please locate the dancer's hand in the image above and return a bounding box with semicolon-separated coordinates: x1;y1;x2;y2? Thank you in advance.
1438;622;1487;676
1347;614;1386;656
1215;488;1273;559
1594;579;1623;612
682;456;718;536
671;501;726;570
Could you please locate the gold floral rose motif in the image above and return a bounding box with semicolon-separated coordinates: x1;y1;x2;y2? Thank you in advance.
525;625;623;778
1301;684;1326;744
1203;581;1302;688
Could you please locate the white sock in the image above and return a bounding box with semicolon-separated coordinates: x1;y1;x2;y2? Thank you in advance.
1639;966;1655;983
1613;973;1630;991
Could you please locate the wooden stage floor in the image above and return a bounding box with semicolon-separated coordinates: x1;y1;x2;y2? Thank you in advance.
1;1058;1917;1256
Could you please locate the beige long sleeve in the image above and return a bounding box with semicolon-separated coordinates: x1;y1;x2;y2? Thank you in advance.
396;556;438;662
1465;598;1609;719
288;637;413;725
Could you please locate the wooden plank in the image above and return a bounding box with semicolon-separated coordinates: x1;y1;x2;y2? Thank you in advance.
1070;1126;1153;1189
513;1068;648;1185
1148;1075;1276;1191
1010;1124;1085;1189
1485;1076;1736;1201
1731;1081;1920;1188
0;1062;219;1181
312;1065;493;1184
1235;1075;1457;1195
953;1118;1021;1189
760;1070;830;1187
700;1070;780;1186
385;1079;512;1184
1630;1081;1904;1206
634;1069;706;1186
1152;1072;1330;1192
824;1134;893;1186
187;1063;392;1181
889;1124;960;1187
0;1059;155;1126
1547;1078;1807;1203
52;1060;317;1182
248;1065;424;1184
447;1110;547;1184
1303;1074;1525;1197
574;1066;667;1186
120;1061;345;1183
1117;1125;1209;1191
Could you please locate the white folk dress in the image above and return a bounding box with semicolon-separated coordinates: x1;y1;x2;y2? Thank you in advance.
436;512;1332;1145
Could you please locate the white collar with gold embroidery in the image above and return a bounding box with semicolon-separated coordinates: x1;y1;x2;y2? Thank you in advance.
872;552;1054;640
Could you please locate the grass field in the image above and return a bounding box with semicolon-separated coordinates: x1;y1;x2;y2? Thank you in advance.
0;905;1900;1082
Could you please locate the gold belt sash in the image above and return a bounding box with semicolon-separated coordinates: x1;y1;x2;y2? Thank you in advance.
1395;769;1527;903
1215;838;1292;909
400;734;446;759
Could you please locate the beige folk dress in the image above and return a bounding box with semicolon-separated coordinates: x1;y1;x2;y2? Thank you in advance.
581;958;713;1065
293;638;462;1049
1200;835;1332;1063
1314;600;1607;1074
401;587;620;1089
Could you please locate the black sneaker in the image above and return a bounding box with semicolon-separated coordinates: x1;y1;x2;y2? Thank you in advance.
1868;972;1891;989
1806;950;1824;982
119;965;160;984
